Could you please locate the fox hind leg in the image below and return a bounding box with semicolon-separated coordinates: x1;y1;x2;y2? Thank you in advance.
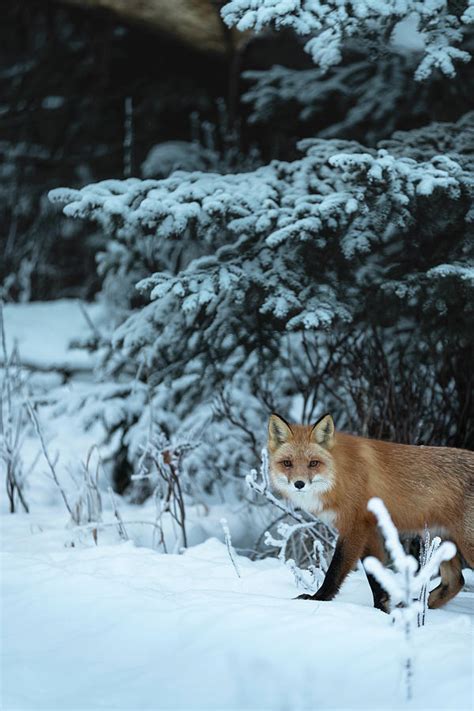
428;552;464;609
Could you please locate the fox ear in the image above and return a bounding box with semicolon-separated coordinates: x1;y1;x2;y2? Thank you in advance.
268;414;293;452
311;414;335;449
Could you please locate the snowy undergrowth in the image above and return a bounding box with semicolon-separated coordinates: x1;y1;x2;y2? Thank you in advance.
2;300;473;710
1;512;473;711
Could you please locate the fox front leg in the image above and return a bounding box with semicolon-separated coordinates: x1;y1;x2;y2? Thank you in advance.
362;524;390;612
297;530;366;602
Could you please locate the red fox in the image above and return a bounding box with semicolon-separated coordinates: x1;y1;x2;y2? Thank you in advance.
268;413;474;611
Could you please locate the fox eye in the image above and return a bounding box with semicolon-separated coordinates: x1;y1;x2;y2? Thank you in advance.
282;460;293;468
309;460;320;468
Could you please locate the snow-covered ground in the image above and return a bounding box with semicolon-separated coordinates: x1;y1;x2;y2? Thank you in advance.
2;510;473;711
1;301;473;710
2;298;103;373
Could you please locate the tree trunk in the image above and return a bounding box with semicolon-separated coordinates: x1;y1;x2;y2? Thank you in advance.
53;0;246;54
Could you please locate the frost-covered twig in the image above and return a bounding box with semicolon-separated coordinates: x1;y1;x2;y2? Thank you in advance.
25;398;74;519
134;423;197;551
364;497;456;701
313;538;329;574
264;521;316;563
220;517;241;578
66;518;163;548
417;528;441;627
364;498;456;607
0;303;29;513
70;446;103;532
285;558;322;594
264;520;326;593
109;486;129;541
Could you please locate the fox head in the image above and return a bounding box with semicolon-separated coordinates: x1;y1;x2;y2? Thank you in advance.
267;413;336;509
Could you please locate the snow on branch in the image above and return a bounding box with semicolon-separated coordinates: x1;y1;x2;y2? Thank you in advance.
364;496;457;701
48;115;473;406
241;50;428;143
417;528;441;628
48;132;472;387
264;520;326;594
26;398;75;520
133;424;199;552
221;0;474;80
364;497;456;608
221;517;241;578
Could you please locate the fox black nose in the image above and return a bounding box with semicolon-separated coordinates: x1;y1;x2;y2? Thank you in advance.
294;480;305;489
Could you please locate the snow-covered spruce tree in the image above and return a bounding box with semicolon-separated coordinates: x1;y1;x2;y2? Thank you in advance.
241;37;474;146
49;3;474;496
50;115;474;471
222;0;474;80
50;116;473;367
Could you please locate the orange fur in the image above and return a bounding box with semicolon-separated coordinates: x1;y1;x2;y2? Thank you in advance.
268;414;474;609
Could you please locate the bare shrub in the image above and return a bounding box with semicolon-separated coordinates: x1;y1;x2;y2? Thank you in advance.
69;447;103;533
365;497;456;701
26;398;75;519
0;301;29;513
247;448;336;575
337;329;471;447
133;425;198;551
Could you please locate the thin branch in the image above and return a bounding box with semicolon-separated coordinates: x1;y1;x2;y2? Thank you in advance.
25;399;74;518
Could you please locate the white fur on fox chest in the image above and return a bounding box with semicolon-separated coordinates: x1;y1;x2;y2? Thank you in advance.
315;507;337;527
281;480;338;528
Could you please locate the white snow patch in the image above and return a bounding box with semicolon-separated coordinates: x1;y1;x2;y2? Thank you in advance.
1;299;104;372
392;14;425;52
1;512;472;711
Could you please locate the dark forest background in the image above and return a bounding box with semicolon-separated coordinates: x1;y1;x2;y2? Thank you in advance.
1;2;473;507
2;0;472;301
